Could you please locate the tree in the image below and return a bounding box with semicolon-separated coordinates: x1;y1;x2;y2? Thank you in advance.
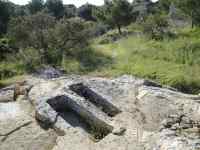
8;12;89;66
47;17;89;65
64;4;77;18
14;5;29;16
95;0;133;34
133;0;151;5
174;0;200;27
46;0;64;19
0;0;14;35
159;0;173;11
8;12;56;63
141;13;170;40
0;38;16;61
28;0;44;14
78;4;96;21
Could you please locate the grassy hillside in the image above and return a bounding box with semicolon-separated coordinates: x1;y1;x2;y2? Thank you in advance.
90;27;200;94
1;27;200;94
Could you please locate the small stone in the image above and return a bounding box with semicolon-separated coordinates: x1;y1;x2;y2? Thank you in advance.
0;89;14;102
180;123;193;129
36;66;63;79
171;123;180;130
112;127;126;136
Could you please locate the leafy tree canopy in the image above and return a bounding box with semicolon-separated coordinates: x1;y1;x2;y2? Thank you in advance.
46;0;64;19
95;0;133;34
28;0;44;14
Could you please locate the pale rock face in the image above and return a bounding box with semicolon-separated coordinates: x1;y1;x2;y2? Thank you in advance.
1;75;200;150
0;103;23;121
0;99;57;150
0;87;14;102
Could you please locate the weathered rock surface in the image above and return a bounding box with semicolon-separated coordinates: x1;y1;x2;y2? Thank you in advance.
0;96;57;150
36;66;63;79
1;75;200;150
0;87;14;102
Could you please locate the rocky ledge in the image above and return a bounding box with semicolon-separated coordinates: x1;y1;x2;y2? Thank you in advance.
0;75;200;150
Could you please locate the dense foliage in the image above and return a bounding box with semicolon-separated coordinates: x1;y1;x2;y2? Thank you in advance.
7;12;89;70
0;0;14;36
95;0;133;34
46;0;65;18
175;0;200;27
28;0;44;14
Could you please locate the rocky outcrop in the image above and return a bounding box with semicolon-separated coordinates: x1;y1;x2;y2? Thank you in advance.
0;86;14;102
35;66;63;79
136;85;200;150
0;98;57;150
1;75;200;150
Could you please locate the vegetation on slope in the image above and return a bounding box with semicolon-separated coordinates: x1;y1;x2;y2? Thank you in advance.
91;27;200;94
1;0;200;94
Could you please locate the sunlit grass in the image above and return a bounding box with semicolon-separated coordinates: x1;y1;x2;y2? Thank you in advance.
91;27;200;94
0;75;27;88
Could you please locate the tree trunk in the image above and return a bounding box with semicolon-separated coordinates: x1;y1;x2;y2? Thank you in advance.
191;11;194;28
117;24;122;35
192;19;194;28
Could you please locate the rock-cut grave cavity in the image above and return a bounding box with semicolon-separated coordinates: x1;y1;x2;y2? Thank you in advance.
69;83;121;117
47;84;121;141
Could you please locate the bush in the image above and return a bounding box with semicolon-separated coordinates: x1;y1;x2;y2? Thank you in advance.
97;29;131;44
175;41;200;65
0;68;16;80
141;14;175;40
85;22;110;37
8;12;56;49
17;48;42;72
5;13;102;75
0;38;16;61
61;46;113;74
0;62;23;80
8;13;90;71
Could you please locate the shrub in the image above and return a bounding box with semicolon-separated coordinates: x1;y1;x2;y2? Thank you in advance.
175;41;200;65
47;17;90;65
0;68;16;80
0;62;23;80
17;48;42;72
86;22;110;37
8;12;56;55
94;0;133;34
97;29;131;44
0;38;16;61
61;46;113;74
8;14;90;70
141;14;175;40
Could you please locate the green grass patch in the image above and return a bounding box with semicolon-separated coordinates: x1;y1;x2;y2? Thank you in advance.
91;27;200;94
0;75;27;88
